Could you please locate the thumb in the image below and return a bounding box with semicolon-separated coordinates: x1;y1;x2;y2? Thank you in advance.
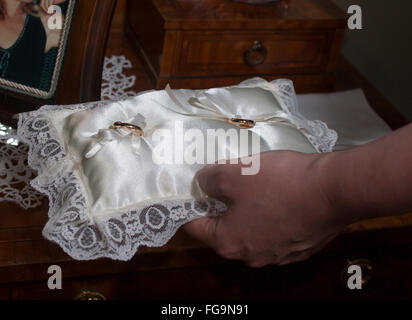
185;164;237;248
196;164;238;204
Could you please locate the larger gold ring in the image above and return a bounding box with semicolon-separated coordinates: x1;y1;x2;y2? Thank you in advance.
111;122;145;136
227;118;256;129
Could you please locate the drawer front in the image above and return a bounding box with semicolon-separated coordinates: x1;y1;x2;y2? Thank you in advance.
7;250;412;300
174;30;335;77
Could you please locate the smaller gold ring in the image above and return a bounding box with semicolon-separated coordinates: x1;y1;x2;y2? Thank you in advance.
227;118;256;129
111;122;144;136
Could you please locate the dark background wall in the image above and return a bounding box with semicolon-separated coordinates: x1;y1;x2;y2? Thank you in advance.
332;0;412;121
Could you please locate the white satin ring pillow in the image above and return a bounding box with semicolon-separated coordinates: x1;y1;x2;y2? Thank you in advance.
17;78;337;260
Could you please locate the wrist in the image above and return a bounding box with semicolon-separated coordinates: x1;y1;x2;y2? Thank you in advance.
311;150;370;226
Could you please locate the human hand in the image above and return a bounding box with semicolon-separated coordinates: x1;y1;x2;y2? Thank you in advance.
183;150;353;267
39;0;66;14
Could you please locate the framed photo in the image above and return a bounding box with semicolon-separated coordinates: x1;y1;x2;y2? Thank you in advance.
0;0;75;99
0;0;117;124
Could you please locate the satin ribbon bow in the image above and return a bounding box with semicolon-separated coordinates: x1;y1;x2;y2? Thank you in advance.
160;84;311;133
82;114;147;159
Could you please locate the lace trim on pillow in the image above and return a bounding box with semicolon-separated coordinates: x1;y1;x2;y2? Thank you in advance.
17;107;226;260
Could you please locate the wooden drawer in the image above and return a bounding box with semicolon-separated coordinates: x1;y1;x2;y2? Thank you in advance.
126;0;346;92
5;244;412;300
174;30;335;77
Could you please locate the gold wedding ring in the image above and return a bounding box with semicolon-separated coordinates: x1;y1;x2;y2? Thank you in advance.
227;118;256;129
111;122;145;136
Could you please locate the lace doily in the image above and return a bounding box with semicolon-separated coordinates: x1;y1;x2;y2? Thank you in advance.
101;56;137;100
0;55;137;210
0;124;44;209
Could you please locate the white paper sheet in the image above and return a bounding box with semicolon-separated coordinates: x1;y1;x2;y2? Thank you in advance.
297;89;392;151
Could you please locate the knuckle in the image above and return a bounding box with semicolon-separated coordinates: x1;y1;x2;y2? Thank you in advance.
276;260;290;266
215;240;244;260
246;260;268;269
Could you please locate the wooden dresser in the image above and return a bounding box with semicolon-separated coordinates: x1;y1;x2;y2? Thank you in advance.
1;0;411;300
126;0;346;92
